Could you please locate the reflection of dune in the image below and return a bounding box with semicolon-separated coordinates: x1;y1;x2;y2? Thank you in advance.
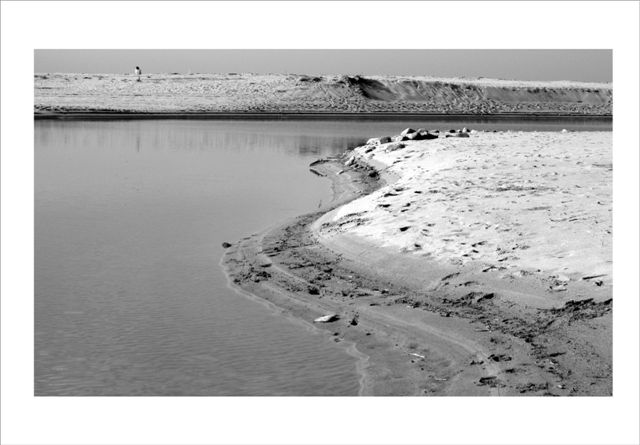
34;120;369;159
34;73;612;115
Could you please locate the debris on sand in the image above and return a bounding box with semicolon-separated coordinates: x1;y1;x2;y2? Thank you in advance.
385;142;406;152
445;131;470;138
487;353;512;362
367;136;392;145
477;376;504;387
314;314;339;323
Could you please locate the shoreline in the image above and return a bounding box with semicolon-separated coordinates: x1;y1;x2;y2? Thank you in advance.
221;135;612;396
219;249;370;396
34;111;613;121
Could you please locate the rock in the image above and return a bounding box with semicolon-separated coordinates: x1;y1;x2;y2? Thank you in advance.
221;242;232;249
392;135;409;142
561;129;568;133
476;292;495;303
413;130;438;140
257;259;272;268
385;142;405;152
477;376;500;387
445;132;470;138
314;314;339;323
251;269;271;283
299;75;322;82
400;128;416;137
349;313;359;326
344;155;356;167
308;285;320;295
488;353;512;362
366;136;392;145
405;132;420;140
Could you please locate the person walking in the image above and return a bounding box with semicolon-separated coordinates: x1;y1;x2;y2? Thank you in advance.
134;66;142;82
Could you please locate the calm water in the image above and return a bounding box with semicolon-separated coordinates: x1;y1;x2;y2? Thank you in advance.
34;118;609;396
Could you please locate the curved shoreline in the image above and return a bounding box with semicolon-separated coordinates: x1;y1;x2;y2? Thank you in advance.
221;157;507;395
221;145;612;396
220;158;382;395
219;250;370;396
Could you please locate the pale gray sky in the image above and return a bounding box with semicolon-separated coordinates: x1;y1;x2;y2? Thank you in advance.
34;49;612;82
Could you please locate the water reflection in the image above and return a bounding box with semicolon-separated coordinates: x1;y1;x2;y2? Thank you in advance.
35;120;366;396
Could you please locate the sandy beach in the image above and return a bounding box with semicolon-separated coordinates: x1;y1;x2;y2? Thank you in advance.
34;73;612;116
32;72;613;395
222;128;612;396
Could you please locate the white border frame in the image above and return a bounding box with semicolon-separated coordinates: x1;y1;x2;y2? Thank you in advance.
2;2;639;444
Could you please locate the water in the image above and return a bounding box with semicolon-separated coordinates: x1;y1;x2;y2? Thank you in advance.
34;118;609;396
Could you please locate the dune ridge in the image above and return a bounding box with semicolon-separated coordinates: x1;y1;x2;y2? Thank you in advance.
34;73;612;115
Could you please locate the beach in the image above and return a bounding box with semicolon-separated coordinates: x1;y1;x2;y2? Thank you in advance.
222;128;612;396
33;73;613;396
34;73;611;116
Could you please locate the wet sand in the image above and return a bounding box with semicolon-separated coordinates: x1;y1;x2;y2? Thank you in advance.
222;129;612;396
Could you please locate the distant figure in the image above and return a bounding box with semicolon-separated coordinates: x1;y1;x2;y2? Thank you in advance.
134;66;141;82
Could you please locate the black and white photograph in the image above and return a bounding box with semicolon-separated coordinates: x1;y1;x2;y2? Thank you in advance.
2;2;639;445
33;48;614;397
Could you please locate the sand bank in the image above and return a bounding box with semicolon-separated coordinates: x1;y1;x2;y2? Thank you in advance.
35;73;611;116
222;128;612;396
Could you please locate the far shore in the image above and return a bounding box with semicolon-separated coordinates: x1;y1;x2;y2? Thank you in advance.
34;111;613;121
34;73;612;116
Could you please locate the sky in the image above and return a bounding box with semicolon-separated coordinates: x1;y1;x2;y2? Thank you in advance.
34;49;612;82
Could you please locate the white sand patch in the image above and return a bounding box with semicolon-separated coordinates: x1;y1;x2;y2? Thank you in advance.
326;131;612;283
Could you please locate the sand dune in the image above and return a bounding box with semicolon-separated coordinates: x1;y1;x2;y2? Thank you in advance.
34;73;612;115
